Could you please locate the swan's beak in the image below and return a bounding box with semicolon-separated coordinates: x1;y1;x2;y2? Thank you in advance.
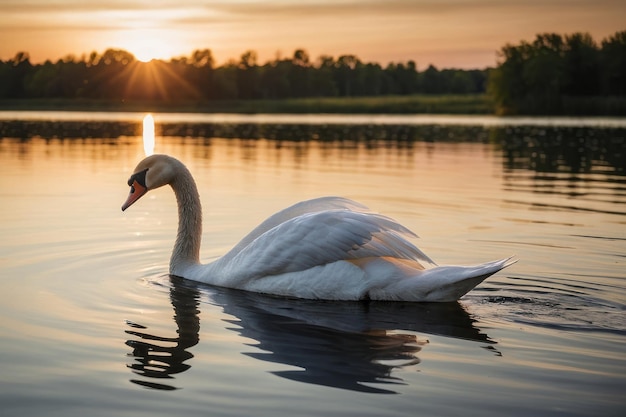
122;180;148;211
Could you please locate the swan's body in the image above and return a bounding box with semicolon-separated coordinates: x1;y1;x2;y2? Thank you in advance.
123;154;516;302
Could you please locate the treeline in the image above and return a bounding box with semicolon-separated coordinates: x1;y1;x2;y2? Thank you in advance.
1;30;624;115
489;31;626;115
0;48;487;102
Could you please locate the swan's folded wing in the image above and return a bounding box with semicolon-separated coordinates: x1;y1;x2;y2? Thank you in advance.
226;197;371;257
223;209;436;283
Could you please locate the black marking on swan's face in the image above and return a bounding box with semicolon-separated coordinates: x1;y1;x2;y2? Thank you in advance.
128;168;148;191
122;168;149;211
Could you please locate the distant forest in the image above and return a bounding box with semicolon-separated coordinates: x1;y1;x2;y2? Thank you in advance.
489;31;626;115
0;49;487;100
0;30;624;115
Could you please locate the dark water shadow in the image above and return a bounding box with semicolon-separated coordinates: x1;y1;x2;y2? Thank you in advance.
126;276;495;393
125;279;200;390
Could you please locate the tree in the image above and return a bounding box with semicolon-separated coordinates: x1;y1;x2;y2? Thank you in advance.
422;65;442;94
289;49;312;97
311;55;337;97
237;50;260;99
214;61;238;99
0;52;32;98
25;60;61;97
100;49;135;65
601;31;626;95
522;33;566;112
386;61;418;95
190;49;214;68
489;31;625;115
261;58;291;98
449;71;473;94
335;55;361;96
292;49;310;67
361;63;385;96
562;33;600;96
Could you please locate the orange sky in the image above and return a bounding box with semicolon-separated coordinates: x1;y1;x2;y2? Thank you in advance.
0;0;624;69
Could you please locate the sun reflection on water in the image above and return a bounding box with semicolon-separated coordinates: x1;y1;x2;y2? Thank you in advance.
143;114;155;156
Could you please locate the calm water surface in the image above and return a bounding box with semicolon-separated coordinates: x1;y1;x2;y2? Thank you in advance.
0;113;624;416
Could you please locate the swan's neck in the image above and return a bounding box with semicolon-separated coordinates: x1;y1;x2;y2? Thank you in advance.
169;165;202;274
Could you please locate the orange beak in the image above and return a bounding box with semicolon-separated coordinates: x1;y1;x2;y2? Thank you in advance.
122;179;148;211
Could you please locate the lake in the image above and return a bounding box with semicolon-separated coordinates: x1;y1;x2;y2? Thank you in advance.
0;112;624;416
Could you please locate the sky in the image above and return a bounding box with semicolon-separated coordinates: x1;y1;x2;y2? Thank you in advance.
0;0;624;69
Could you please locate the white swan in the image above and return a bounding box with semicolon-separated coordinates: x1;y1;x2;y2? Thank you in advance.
122;154;516;302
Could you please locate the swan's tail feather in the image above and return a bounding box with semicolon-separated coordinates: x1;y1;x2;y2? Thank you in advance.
422;256;517;302
500;256;519;269
370;256;517;302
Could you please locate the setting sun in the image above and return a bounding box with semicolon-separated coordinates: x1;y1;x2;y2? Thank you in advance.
127;41;168;63
118;29;183;63
134;50;156;63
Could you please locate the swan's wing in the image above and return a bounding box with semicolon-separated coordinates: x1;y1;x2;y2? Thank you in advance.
226;197;372;256
222;209;437;283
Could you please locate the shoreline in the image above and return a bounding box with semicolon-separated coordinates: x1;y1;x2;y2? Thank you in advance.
0;94;623;117
0;95;494;115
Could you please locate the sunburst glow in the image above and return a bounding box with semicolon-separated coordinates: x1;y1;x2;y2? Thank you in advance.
142;114;155;156
134;50;156;63
119;29;184;63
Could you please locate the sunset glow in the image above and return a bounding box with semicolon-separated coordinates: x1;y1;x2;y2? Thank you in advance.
131;46;159;63
0;1;624;68
113;29;185;63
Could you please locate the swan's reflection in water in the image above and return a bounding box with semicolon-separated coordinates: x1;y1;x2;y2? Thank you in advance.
126;276;494;393
125;279;200;390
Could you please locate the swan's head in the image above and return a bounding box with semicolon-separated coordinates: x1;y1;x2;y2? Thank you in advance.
121;154;180;211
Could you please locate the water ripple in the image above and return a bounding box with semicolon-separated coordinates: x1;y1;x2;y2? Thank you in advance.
472;273;626;335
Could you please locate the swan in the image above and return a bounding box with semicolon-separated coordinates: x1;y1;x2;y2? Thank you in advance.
122;154;516;302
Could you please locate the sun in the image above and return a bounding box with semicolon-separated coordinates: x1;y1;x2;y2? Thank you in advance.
131;42;167;63
134;49;157;63
117;30;179;63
